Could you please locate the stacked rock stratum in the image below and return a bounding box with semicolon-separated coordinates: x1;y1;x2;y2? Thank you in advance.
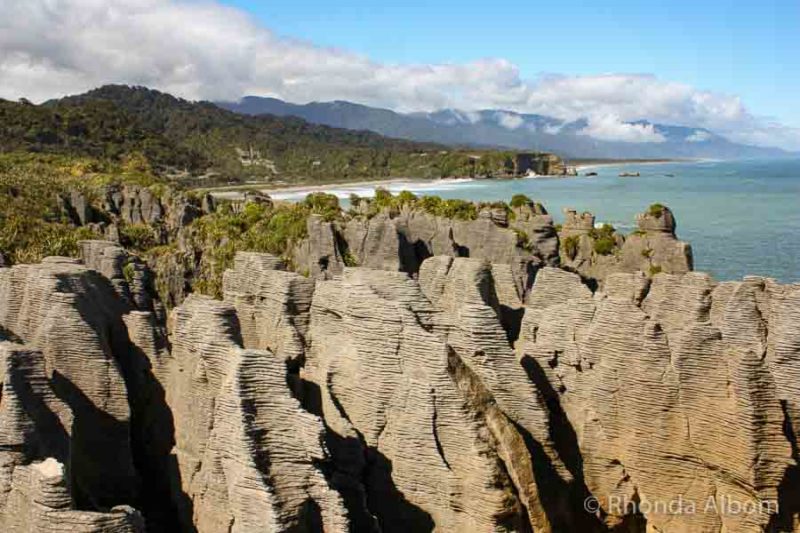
1;205;798;532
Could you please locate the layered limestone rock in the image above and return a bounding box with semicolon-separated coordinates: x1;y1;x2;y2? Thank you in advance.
0;258;140;509
559;205;692;283
621;204;694;274
0;343;144;532
292;215;348;280
0;251;180;531
164;294;349;532
518;267;800;531
60;185;211;246
79;240;160;312
302;267;528;531
418;257;602;531
0;459;144;532
222;252;314;368
302;262;605;532
1;226;797;533
99;184;206;233
293;203;559;304
341;212;404;272
391;205;559;286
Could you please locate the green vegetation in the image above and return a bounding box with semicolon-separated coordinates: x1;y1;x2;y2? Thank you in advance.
510;194;532;208
119;223;159;252
1;85;530;188
122;262;136;284
395;190;417;206
364;189;478;220
342;250;359;267
561;235;580;260
648;265;663;277
0;97;202;171
593;237;616;256
641;248;654;258
0;153;162;265
588;224;618;256
513;228;533;252
186;193;343;297
303;192;341;221
421;197;478;220
648;203;666;218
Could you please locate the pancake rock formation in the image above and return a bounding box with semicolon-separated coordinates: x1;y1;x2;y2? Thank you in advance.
519;267;800;532
559;204;693;283
293;202;559;297
1;226;799;532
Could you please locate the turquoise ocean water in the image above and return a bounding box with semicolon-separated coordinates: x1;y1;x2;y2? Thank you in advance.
272;159;800;283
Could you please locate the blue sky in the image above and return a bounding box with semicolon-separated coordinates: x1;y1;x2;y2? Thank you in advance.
231;0;799;127
2;0;798;148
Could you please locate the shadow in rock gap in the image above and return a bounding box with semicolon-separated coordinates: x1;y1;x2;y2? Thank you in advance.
767;400;800;531
519;355;617;532
50;371;139;511
286;498;324;533
301;378;434;532
365;450;435;533
8;353;70;465
124;340;196;533
69;270;194;531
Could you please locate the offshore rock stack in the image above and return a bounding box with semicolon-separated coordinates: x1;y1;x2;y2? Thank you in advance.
1;205;799;532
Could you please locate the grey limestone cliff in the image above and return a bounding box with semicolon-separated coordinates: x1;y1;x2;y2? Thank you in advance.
1;216;798;533
560;204;693;283
519;267;800;532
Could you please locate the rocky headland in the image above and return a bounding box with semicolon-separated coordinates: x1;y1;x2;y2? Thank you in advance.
1;186;798;533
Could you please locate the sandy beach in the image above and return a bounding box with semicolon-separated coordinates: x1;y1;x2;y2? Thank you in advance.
209;176;477;200
208;159;694;200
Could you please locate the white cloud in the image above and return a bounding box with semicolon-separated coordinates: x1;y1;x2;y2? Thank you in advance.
577;115;666;143
455;110;482;124
543;123;564;135
0;0;798;150
686;130;712;142
494;112;524;130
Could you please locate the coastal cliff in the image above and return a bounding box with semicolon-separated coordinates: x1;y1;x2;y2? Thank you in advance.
1;188;799;532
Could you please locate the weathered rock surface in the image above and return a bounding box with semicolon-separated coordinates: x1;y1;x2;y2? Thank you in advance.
59;185;212;249
292;215;348;280
0;258;141;509
79;240;160;312
164;294;349;532
293;204;559;304
418;256;602;531
223;252;314;368
519;267;800;531
300;259;610;532
560;205;693;283
302;266;531;531
1;226;798;533
0;343;145;532
100;185;206;233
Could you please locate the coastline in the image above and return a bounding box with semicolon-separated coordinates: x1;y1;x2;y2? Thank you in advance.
574;158;690;172
209;158;695;200
209;176;467;200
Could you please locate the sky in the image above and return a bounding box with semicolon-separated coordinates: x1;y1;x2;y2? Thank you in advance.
236;0;799;123
1;0;798;149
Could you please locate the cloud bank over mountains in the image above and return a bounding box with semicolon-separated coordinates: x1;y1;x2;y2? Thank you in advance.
1;0;798;150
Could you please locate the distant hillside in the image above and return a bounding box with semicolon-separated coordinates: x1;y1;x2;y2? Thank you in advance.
220;96;791;160
1;85;525;187
0;96;204;171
